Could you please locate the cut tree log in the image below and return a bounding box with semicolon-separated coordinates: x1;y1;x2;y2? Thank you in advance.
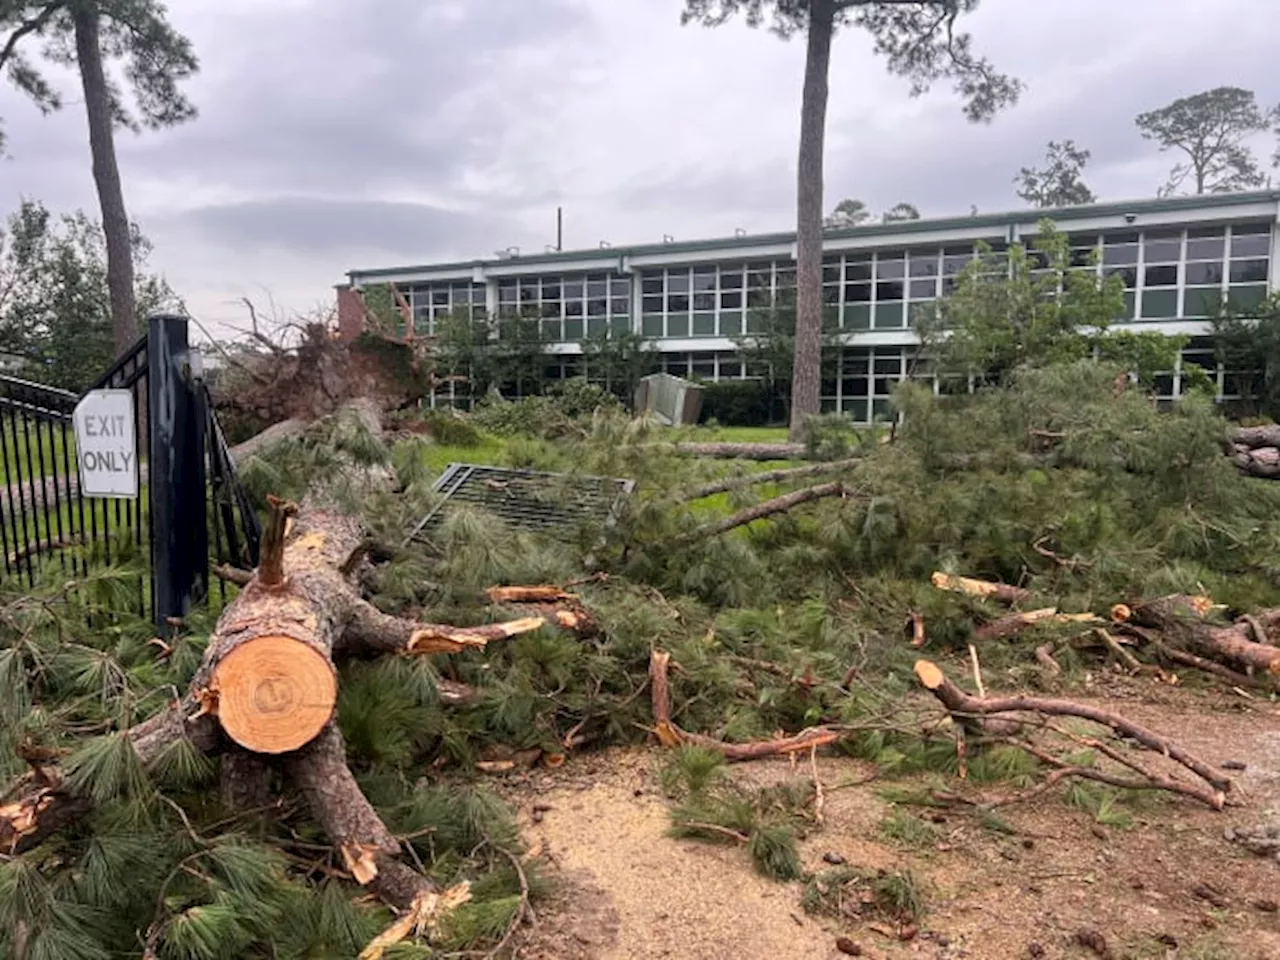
656;441;808;460
931;572;1030;605
973;608;1099;642
1132;596;1280;675
913;659;1229;809
0;400;545;917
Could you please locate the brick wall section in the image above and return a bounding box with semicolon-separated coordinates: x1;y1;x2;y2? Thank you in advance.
335;286;366;341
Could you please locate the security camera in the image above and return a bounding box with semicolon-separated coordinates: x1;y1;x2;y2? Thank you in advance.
1124;212;1137;223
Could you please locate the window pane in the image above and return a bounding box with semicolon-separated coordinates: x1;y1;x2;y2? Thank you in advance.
692;271;716;291
588;298;607;317
541;281;561;300
747;288;772;308
1144;264;1178;287
666;273;689;294
1106;266;1138;288
846;262;872;282
667;313;689;337
909;279;937;299
823;264;842;283
1141;289;1178;318
1144;238;1181;263
642;315;663;337
1185;261;1224;285
1103;244;1138;266
564;317;584;340
587;281;607;299
721;290;742;309
667;294;689;312
1184;287;1222;317
1230;259;1269;283
876;281;905;301
874;355;901;375
610;279;630;297
1186;236;1225;260
642;295;663;314
874;302;904;328
1230;234;1270;258
564;281;584;299
1227;285;1268;310
720;271;743;290
565;299;583;317
498;283;517;302
844;303;871;330
1105;231;1140;246
823;285;840;304
611;297;629;315
692;313;715;336
642;277;663;296
909;255;938;277
1232;222;1271;235
693;292;715;311
720;312;743;335
876;258;905;280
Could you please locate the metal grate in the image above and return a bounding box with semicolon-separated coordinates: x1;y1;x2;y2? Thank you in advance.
405;463;634;545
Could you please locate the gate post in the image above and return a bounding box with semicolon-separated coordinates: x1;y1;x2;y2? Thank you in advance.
148;314;208;629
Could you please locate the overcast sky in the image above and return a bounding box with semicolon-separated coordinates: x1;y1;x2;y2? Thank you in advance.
2;0;1278;339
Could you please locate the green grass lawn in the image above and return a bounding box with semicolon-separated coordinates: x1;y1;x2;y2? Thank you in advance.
696;425;792;443
0;417;76;485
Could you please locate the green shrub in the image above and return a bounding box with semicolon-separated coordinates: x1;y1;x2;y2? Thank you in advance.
698;379;780;427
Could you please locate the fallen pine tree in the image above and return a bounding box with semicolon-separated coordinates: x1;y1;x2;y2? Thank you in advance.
0;400;573;953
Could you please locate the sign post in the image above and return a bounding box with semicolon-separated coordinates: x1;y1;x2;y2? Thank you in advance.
73;389;139;498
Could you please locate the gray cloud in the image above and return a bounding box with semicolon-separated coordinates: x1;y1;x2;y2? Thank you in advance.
159;195;533;260
2;0;1279;336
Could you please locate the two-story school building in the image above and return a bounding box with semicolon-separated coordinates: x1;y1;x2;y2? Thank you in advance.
339;190;1280;422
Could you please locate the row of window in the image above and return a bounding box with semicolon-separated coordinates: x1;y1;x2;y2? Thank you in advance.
425;336;1257;422
389;222;1273;340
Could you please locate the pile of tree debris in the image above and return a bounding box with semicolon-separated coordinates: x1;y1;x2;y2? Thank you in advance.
6;360;1280;958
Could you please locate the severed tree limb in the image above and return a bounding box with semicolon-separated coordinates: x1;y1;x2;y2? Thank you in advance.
650;441;808;460
931;572;1030;605
649;650;839;759
1133;597;1280;675
913;659;1229;807
973;608;1099;642
2;699;220;855
212;563;254;587
339;598;545;657
985;736;1225;811
675;481;849;545
684;457;861;500
1034;643;1061;676
283;724;447;908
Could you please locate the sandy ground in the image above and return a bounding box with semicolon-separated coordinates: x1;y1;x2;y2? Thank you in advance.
493;679;1280;960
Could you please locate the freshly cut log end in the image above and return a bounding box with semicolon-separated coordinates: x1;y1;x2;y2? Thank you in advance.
212;635;338;754
914;659;945;691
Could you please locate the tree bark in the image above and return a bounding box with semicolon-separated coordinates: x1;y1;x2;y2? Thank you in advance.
789;0;835;442
1132;597;1280;675
648;442;809;460
930;572;1031;605
72;3;137;357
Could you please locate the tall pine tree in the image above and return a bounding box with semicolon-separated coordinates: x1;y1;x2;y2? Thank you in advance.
681;0;1019;441
0;0;197;357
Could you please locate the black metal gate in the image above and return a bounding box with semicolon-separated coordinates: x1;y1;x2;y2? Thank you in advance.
0;315;260;624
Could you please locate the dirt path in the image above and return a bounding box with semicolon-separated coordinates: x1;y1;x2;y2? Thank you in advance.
502;684;1280;960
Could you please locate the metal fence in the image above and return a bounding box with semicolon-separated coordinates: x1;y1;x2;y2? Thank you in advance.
0;316;260;624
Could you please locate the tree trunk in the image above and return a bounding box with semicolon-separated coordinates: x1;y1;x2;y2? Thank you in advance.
1132;597;1280;675
72;3;137;357
788;0;835;443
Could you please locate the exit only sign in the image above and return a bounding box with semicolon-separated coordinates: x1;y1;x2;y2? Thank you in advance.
74;389;139;499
